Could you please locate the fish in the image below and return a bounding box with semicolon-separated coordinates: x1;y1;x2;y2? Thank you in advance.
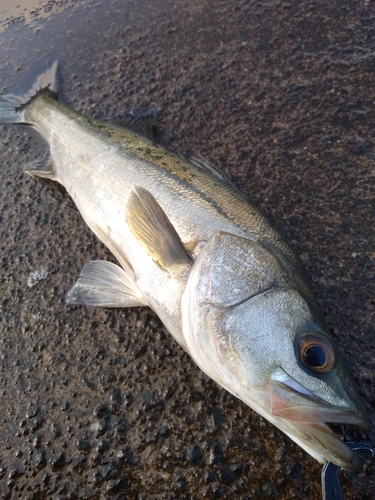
0;58;371;474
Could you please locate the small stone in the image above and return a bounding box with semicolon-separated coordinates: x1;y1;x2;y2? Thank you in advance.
133;344;147;358
92;467;102;485
26;406;39;419
352;109;367;121
207;443;223;465
40;471;50;485
100;463;119;481
104;476;126;495
89;452;102;466
81;487;97;499
158;425;171;437
229;462;245;478
117;447;134;465
30;416;44;432
34;449;47;469
218;465;236;485
93;419;109;437
71;455;86;471
60;376;69;386
94;403;111;419
203;469;215;483
75;437;91;452
211;407;227;430
60;401;70;412
33;435;41;449
173;479;187;492
111;388;123;405
57;483;68;494
113;417;127;442
50;451;66;470
51;423;61;438
83;377;96;390
113;417;127;432
211;482;224;497
186;443;204;464
96;439;110;454
145;315;162;329
354;143;367;155
9;468;23;479
100;371;116;384
261;480;277;497
257;444;266;456
6;479;15;490
288;464;302;480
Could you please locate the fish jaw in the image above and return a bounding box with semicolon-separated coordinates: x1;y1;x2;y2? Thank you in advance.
269;372;372;472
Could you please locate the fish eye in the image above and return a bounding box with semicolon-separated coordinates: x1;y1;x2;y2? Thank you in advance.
298;332;336;372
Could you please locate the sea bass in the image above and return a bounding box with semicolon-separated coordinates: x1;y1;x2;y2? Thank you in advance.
0;59;371;473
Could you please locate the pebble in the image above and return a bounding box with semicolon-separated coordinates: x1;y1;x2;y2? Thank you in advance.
186;443;204;464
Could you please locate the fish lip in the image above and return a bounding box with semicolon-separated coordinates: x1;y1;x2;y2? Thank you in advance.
271;377;371;428
270;375;371;472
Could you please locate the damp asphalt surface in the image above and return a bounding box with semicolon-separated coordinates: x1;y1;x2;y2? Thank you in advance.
0;1;374;498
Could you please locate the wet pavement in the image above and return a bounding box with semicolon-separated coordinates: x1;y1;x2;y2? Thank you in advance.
0;0;374;498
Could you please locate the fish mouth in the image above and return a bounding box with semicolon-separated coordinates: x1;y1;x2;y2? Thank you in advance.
270;373;372;473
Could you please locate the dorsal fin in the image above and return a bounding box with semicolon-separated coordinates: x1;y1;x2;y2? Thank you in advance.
105;108;158;140
180;154;239;190
126;186;191;271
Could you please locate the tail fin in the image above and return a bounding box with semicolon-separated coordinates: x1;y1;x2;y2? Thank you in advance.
0;57;58;124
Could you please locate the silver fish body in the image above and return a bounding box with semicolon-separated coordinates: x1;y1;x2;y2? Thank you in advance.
0;60;371;473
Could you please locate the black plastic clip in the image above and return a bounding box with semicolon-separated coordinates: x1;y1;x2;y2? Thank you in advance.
321;442;375;500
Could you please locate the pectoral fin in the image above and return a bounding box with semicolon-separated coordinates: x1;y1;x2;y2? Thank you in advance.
126;186;191;271
66;260;146;308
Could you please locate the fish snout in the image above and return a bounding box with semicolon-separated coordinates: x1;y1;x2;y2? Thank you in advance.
270;376;372;472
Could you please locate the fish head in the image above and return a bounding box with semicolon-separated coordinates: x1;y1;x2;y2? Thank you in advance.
182;231;371;472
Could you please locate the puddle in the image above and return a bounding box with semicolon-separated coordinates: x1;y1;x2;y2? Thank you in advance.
0;0;141;91
0;0;94;33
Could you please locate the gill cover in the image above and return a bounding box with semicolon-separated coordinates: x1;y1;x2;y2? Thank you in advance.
181;230;284;396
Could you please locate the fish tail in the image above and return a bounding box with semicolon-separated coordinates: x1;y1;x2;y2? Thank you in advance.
0;56;58;124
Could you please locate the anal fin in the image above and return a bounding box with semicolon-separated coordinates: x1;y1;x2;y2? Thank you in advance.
66;260;146;308
25;150;54;179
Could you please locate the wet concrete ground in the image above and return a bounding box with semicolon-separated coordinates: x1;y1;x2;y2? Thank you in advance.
0;0;374;498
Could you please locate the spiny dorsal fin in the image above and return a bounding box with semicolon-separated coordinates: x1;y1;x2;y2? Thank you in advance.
105;108;158;140
181;154;239;190
126;186;191;271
